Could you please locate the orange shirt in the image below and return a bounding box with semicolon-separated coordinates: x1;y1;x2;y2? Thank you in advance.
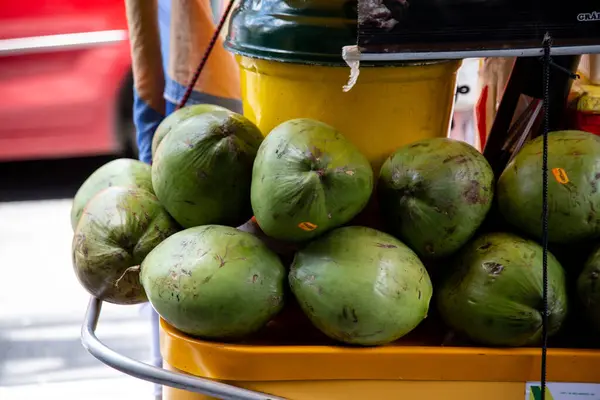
125;0;241;163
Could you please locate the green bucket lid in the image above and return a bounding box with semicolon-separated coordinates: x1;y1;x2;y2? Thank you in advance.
224;0;358;65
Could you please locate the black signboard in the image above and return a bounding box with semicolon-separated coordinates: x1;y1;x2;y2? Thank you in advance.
357;1;600;58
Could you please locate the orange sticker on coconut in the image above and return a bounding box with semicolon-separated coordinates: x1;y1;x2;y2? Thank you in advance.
298;222;318;231
551;168;569;184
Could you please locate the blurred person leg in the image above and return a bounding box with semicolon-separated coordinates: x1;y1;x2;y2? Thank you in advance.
125;0;166;164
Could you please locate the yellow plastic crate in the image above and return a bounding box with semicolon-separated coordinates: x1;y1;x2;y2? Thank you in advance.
159;313;600;400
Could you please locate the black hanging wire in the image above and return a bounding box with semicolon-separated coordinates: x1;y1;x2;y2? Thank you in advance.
540;32;552;400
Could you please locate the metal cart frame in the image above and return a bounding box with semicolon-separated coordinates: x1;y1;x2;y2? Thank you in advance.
81;297;285;400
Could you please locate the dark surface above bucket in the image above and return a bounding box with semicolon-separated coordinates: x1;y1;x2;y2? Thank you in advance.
224;0;357;65
356;0;600;56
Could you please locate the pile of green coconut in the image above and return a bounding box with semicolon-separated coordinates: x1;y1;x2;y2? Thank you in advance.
70;104;600;347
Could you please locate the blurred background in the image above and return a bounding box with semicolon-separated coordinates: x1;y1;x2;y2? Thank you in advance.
0;1;153;399
0;1;482;399
0;156;155;400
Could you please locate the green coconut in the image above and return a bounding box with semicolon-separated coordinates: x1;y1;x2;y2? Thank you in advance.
72;187;179;304
379;138;494;259
70;158;153;230
251;118;374;242
151;104;228;158
289;226;432;346
498;130;600;243
140;225;286;340
437;232;568;346
152;110;263;228
577;245;600;331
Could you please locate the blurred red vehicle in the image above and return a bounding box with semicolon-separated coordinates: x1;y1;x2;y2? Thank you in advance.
0;0;134;161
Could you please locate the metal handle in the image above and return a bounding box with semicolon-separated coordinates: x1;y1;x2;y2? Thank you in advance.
81;297;286;400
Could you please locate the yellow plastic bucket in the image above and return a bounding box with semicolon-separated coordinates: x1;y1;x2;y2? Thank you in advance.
159;319;600;400
237;56;461;172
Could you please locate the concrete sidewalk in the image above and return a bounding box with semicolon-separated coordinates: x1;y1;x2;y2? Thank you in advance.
0;377;153;400
0;200;154;399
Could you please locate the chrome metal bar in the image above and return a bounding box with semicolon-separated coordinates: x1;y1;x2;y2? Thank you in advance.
357;45;600;62
81;297;285;400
